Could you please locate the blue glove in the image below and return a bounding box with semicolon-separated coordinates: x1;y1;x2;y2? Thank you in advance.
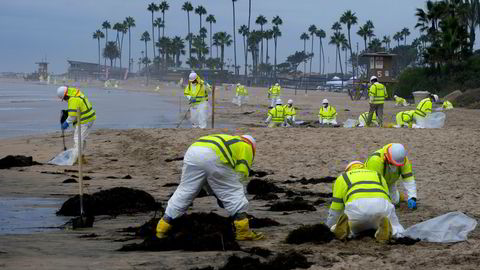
408;198;417;209
61;121;69;130
189;98;196;104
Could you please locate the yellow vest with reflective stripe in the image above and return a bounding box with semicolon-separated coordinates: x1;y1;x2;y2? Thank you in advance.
66;87;96;125
268;85;281;96
268;105;286;123
318;105;337;120
184;79;208;105
396;110;415;127
395;96;406;105
415;98;432;118
442;101;453;109
369;83;386;104
236;85;248;96
191;134;253;178
360;111;376;122
364;144;414;186
330;169;391;211
283;105;296;116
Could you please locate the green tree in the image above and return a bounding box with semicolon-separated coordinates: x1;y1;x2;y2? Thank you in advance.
113;22;127;69
232;0;238;74
365;20;375;42
401;27;411;45
382;35;391;50
102;21;111;67
182;2;194;61
368;38;383;52
239;25;249;76
315;29;326;74
300;32;309;75
159;1;169;37
147;3;159;60
195;5;207;32
125;17;136;73
331;21;342;33
153;18;164;45
340;10;358;76
272;16;283;76
308;25;317;74
248;30;263;74
206;14;216;58
330;32;348;75
264;29;274;64
357;25;368;51
171;36;185;67
213;32;232;70
93;30;104;74
256;15;267;64
103;41;120;68
140;31;151;65
393;32;404;47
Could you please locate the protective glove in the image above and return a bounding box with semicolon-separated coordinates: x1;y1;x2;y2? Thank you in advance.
61;121;69;130
407;198;417;209
369;96;374;103
189;98;196;104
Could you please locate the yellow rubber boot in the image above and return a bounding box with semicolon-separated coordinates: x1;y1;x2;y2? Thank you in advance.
375;216;393;243
333;213;350;240
234;218;264;241
155;218;172;239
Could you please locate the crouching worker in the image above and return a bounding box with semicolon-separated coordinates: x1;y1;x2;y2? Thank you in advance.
326;161;405;243
358;111;377;127
284;99;296;127
265;99;286;127
395;110;416;128
156;134;264;241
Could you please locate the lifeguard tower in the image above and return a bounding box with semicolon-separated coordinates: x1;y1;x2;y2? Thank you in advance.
360;52;396;83
35;60;49;80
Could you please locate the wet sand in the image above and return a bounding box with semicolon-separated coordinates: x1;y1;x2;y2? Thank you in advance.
1;81;480;269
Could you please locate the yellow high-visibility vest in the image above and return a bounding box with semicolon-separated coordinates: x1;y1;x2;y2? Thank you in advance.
318;105;337;120
184;78;208;104
369;83;386;104
415;98;432;118
66;87;96;125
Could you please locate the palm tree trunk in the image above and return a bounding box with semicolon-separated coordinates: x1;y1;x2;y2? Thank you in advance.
232;1;237;75
348;27;354;80
162;12;165;37
243;35;247;76
120;32;125;69
266;38;269;64
303;40;307;76
318;38;321;74
151;12;156;60
104;29;108;70
97;38;101;78
335;46;338;73
338;46;343;76
261;26;264;64
187;12;191;63
128;28;131;72
310;34;314;74
321;39;325;75
274;37;277;77
221;45;225;71
209;23;213;58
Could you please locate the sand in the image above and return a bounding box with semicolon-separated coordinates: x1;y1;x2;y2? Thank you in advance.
1;82;480;269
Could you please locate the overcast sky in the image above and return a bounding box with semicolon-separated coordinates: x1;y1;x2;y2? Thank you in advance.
1;0;429;74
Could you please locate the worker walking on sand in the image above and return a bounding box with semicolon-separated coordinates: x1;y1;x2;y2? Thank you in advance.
395;110;416;128
56;86;96;163
318;99;337;125
184;72;209;129
326;161;405;242
284;99;296;126
268;83;281;108
413;93;438;126
365;143;417;209
358;111;378;127
156;134;264;241
265;99;286;127
366;76;386;127
326;161;404;243
233;83;248;107
442;100;454;110
394;95;409;106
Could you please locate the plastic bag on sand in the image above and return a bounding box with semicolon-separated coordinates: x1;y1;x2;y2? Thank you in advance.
48;148;78;166
424;112;446;128
343;119;357;128
403;211;477;243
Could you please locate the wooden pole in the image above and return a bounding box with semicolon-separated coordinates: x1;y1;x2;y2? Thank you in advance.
77;107;84;217
212;84;215;128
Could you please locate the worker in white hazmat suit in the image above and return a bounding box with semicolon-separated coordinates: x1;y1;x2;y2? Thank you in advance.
326;161;405;243
156;134;264;241
284;99;296;126
184;72;209;128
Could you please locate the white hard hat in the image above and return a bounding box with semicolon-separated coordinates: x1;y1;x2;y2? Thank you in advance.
394;95;398;98
287;99;293;104
370;76;377;82
276;98;283;105
345;161;364;172
56;86;67;100
322;99;329;104
188;72;197;82
386;143;406;166
241;135;256;157
237;83;241;86
433;94;439;102
275;83;279;86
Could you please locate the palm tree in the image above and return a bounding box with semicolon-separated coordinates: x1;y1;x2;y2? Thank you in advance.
368;38;382;52
330;32;348;74
357;25;369;51
153;18;163;45
272;16;283;76
102;21;111;68
307;25;317;75
256;15;267;64
264;29;273;64
159;1;169;37
147;3;159;60
232;0;238;75
315;29;326;74
401;27;411;45
340;10;357;76
182;2;194;61
112;22;127;68
206;15;216;58
300;32;309;75
125;17;135;73
212;32;221;58
103;41;120;68
382;35;391;50
332;21;342;33
93;30;104;75
393;32;403;47
195;5;207;32
239;25;249;76
140;31;151;64
214;32;232;70
365;20;375;42
171;36;185;67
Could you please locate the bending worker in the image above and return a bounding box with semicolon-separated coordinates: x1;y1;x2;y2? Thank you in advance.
326;161;405;242
268;83;281;108
284;99;296;126
393;95;409;106
395;110;416;128
184;72;209;128
442;100;453;110
413;93;438;125
234;83;248;107
365;143;417;209
56;86;96;163
358;111;377;127
156;134;263;241
318;99;337;125
265;99;286;127
366;76;386;127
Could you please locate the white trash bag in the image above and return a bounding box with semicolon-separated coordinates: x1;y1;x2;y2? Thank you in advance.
423;112;446;128
343;119;357;128
403;211;477;243
48;148;78;166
